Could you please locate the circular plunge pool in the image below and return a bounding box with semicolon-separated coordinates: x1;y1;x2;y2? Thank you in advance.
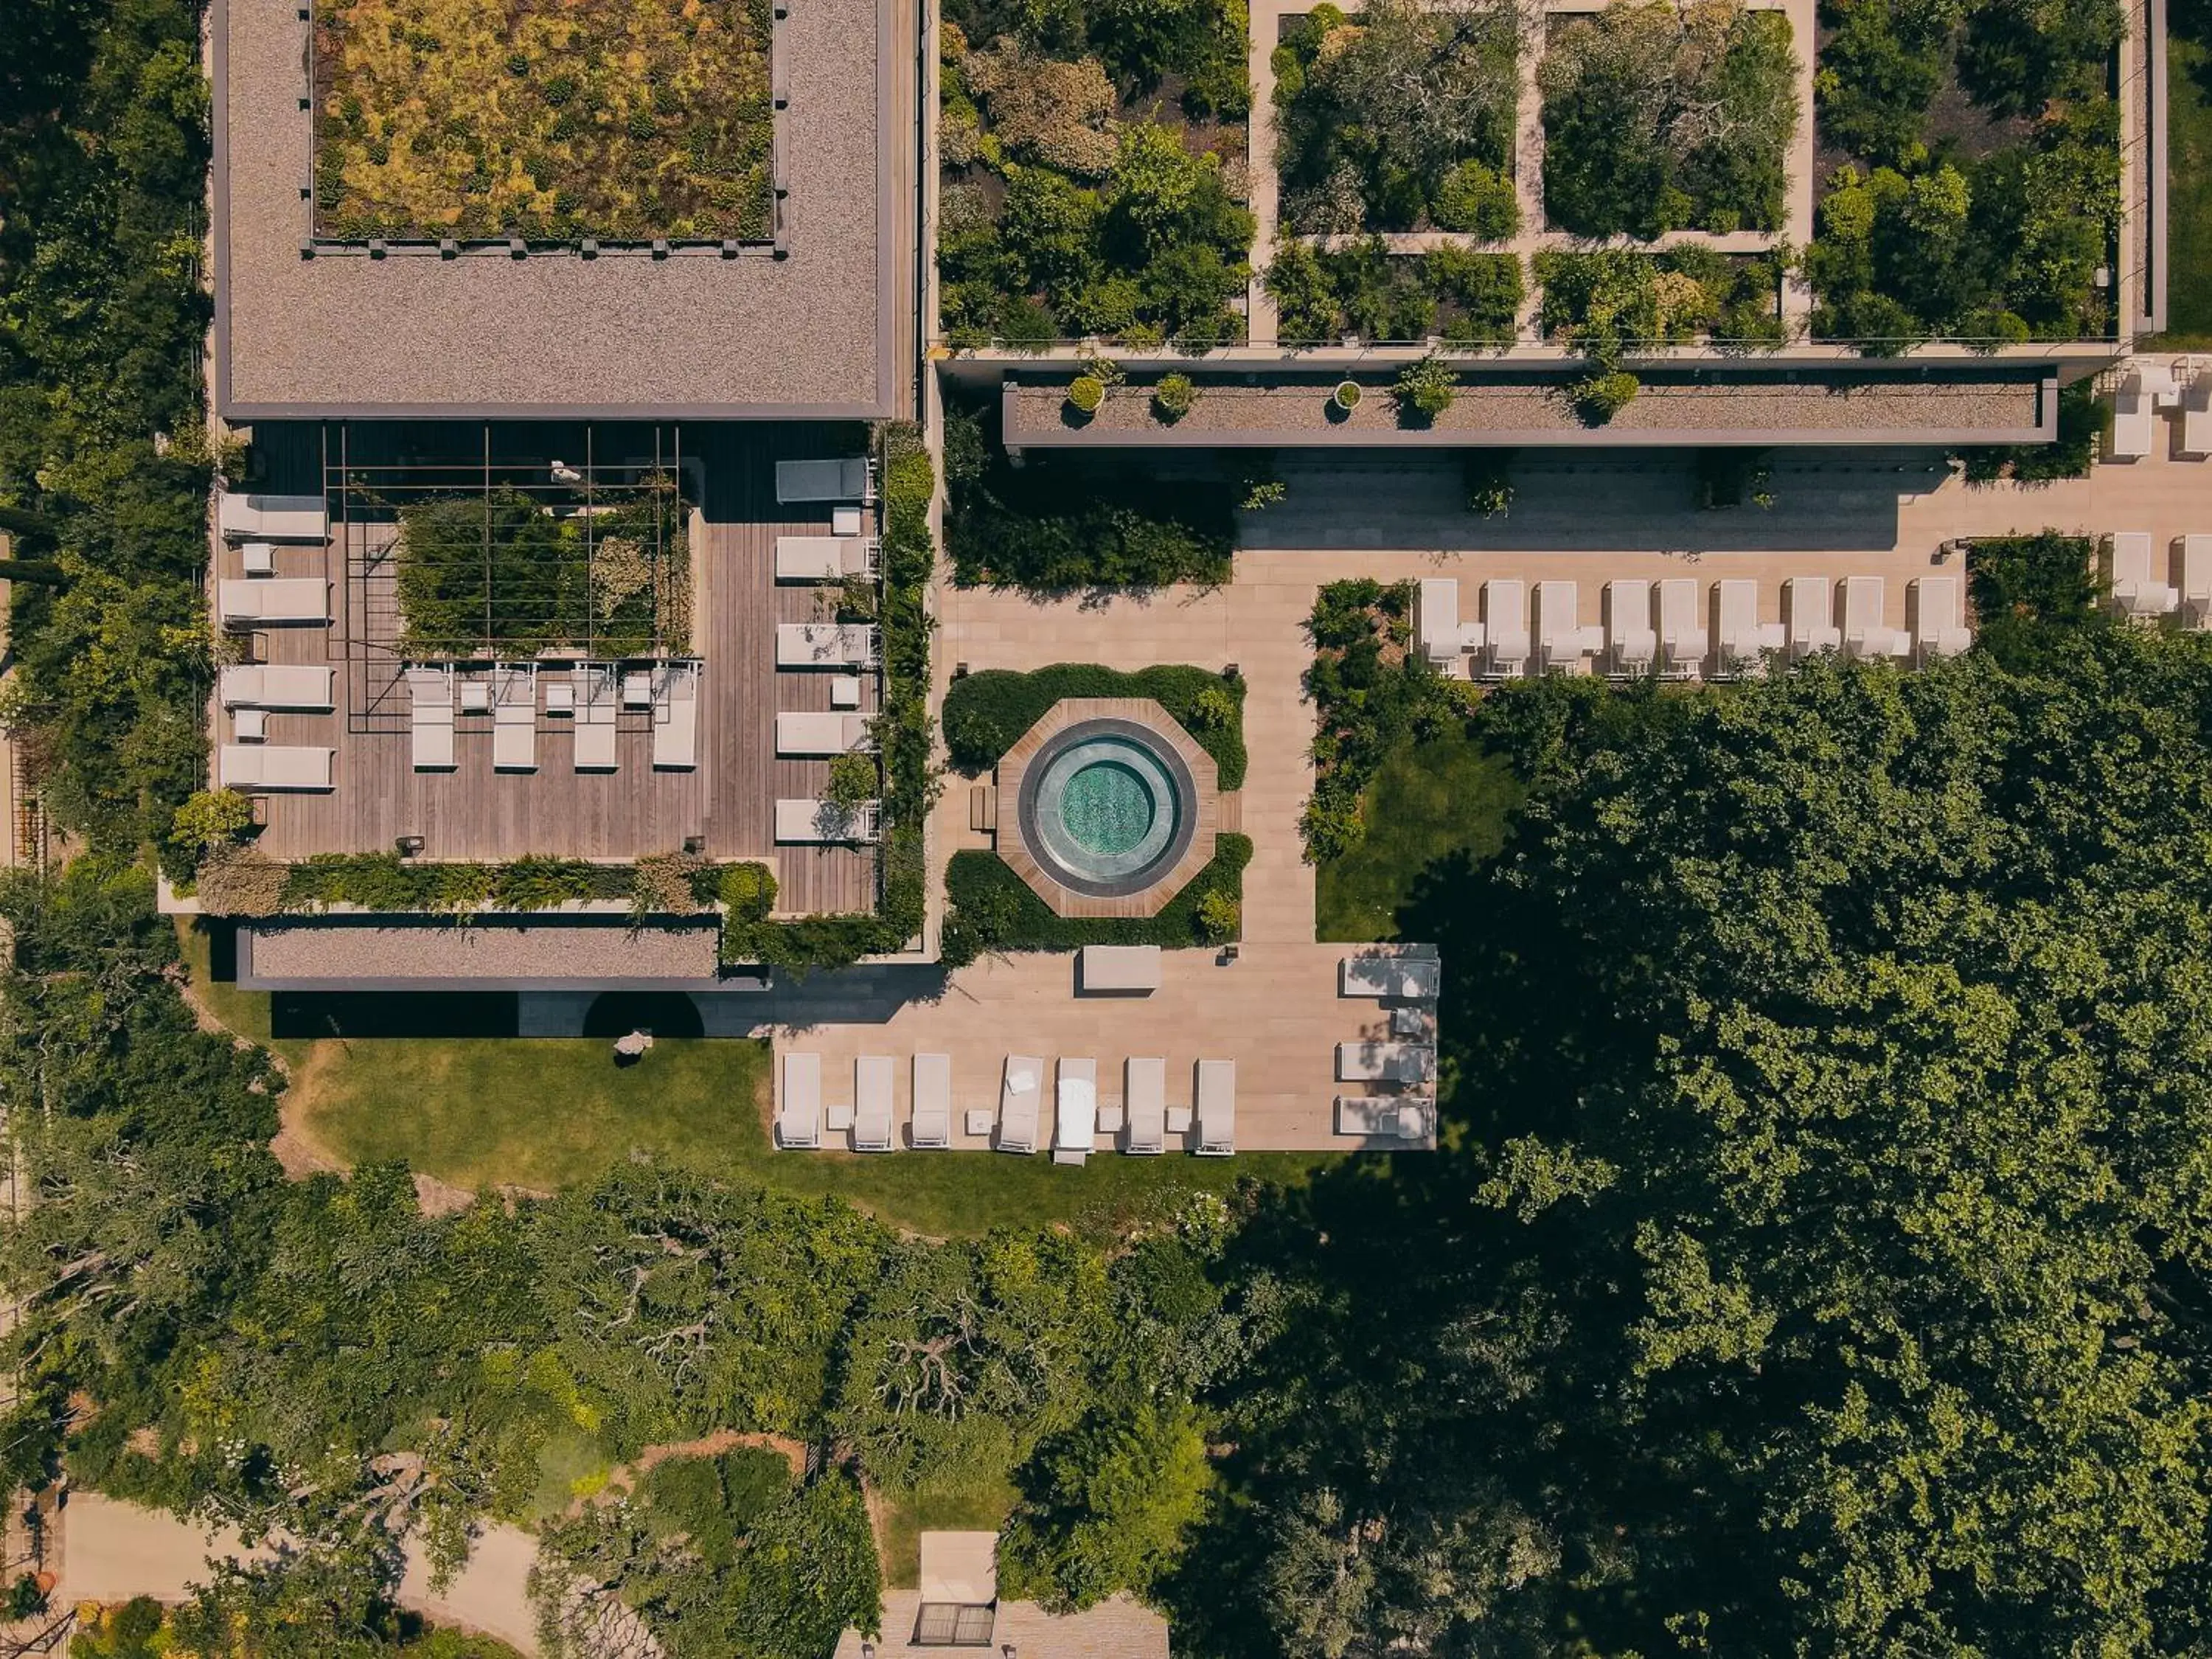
1018;720;1198;900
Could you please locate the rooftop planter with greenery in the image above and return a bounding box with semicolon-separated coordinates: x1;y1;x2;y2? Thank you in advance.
1538;0;1799;238
936;0;1256;349
939;834;1251;963
944;398;1237;589
1806;0;2121;344
1535;246;1790;355
1274;0;1522;235
942;663;1248;785
393;479;690;657
1265;237;1524;345
311;0;775;243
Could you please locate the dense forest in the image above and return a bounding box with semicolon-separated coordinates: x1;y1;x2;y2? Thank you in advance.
14;0;2212;1655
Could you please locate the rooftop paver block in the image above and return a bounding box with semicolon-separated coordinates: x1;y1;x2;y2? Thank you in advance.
215;0;900;415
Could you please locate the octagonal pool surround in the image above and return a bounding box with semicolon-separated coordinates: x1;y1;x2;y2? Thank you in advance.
1016;718;1200;900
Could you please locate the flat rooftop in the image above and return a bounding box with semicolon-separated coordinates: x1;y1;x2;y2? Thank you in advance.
214;0;913;417
999;366;2057;448
240;917;723;988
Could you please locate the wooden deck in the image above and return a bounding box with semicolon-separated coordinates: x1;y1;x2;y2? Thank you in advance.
238;424;880;916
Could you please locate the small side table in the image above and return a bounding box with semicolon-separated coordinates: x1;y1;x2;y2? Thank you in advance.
1165;1105;1193;1135
964;1107;995;1137
830;675;864;710
826;1102;855;1133
543;681;576;717
1097;1103;1126;1133
233;708;269;742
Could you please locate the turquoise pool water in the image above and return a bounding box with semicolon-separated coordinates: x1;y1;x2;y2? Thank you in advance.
1060;759;1156;856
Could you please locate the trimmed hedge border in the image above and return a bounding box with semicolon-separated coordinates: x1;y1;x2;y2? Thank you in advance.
942;664;1247;787
940;835;1251;961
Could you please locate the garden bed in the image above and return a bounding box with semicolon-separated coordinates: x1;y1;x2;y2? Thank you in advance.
1273;0;1523;236
1265;240;1523;346
936;0;1255;347
1806;0;2121;344
311;0;775;243
1537;1;1799;238
940;834;1251;958
942;663;1247;785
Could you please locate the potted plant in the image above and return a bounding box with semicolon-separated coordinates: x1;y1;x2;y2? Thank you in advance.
1332;380;1363;413
1153;372;1197;422
1392;356;1457;425
1067;375;1105;417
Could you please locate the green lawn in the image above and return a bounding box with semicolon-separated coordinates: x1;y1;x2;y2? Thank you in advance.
879;1472;1023;1589
178;922;1336;1237
1316;734;1526;942
2160;28;2212;344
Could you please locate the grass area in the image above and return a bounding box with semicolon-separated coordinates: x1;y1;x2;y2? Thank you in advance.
878;1472;1022;1589
178;922;1337;1236
1316;734;1525;942
312;0;774;242
2162;28;2212;345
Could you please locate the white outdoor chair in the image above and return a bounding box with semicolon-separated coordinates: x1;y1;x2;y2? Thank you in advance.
2181;535;2212;629
1907;576;1973;664
1054;1058;1098;1166
998;1055;1044;1154
777;1054;822;1150
2111;532;2180;617
219;744;333;791
493;664;538;771
911;1054;952;1149
1714;580;1785;678
1784;577;1842;658
1604;580;1657;678
1478;580;1528;680
574;666;619;771
1841;577;1910;659
852;1056;896;1152
406;666;456;772
2110;372;2154;460
1123;1057;1166;1154
1535;580;1603;673
220;665;334;710
652;661;699;771
1655;579;1708;679
1194;1060;1236;1157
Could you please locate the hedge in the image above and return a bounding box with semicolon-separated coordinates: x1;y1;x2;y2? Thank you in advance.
942;665;1246;786
248;852;776;919
940;835;1251;961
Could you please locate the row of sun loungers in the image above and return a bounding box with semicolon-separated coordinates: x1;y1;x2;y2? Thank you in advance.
404;661;696;773
2110;534;2212;625
774;1052;1233;1155
773;616;881;841
1417;576;1970;679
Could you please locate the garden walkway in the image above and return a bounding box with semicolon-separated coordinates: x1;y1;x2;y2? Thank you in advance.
1242;0;1820;347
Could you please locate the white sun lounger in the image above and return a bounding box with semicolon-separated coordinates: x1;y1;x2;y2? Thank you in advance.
1335;1041;1437;1083
776;623;880;669
1841;577;1910;658
774;712;875;756
492;664;537;771
1714;580;1786;678
2181;536;2212;628
2110;372;2155;460
1784;577;1842;658
573;666;619;770
852;1056;896;1152
1478;580;1528;680
911;1054;952;1149
998;1054;1044;1154
218;577;329;626
653;662;699;771
1124;1057;1166;1154
775;535;879;582
220;664;334;709
1535;580;1603;673
2183;379;2212;459
219;743;333;790
777;1053;822;1150
1336;1095;1437;1141
1656;579;1708;679
1054;1057;1098;1166
1604;580;1657;677
217;492;328;543
1340;953;1441;1000
1194;1060;1236;1157
2112;532;2180;617
405;666;456;771
775;456;874;504
1417;578;1476;669
1908;576;1972;664
774;798;882;844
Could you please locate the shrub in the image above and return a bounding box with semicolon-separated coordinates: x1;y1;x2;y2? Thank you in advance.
169;788;254;857
827;751;880;808
1152;373;1197;421
941;664;1248;784
1431;159;1521;239
632;852;706;917
1189;684;1239;731
715;861;779;920
1393;355;1458;422
1068;375;1105;414
195;848;288;918
490;857;619;911
1574;371;1642;423
1196;889;1240;943
942;835;1252;952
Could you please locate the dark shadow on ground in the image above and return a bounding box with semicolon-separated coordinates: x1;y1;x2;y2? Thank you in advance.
582;992;706;1039
271;992;521;1040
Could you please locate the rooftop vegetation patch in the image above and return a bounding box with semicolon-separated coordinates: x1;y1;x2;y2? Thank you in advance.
936;0;1256;348
310;0;775;243
1538;0;1799;237
1807;0;2121;344
389;478;691;657
1535;246;1791;358
1274;0;1523;235
1266;237;1524;344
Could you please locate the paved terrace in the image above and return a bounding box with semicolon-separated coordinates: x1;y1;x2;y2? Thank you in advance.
768;433;2212;1155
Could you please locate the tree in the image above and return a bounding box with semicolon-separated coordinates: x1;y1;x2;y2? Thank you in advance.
1001;1401;1213;1610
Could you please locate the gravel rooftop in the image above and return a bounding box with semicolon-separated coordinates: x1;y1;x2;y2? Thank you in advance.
242;917;723;984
